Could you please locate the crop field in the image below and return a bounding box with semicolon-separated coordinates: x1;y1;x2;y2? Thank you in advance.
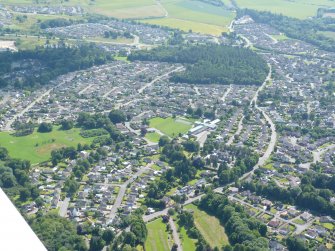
235;0;335;19
149;117;192;138
145;219;172;251
1;0;166;19
0;126;93;164
186;204;229;249
142;17;227;35
141;0;235;35
1;0;234;34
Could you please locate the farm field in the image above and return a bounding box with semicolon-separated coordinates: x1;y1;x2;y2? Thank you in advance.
1;0;166;19
0;126;93;164
145;219;172;251
319;31;335;40
185;204;229;249
1;0;235;35
235;0;335;19
141;0;235;35
142;17;227;35
149;117;193;138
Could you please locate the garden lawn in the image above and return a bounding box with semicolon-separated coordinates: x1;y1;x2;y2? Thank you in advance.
149;117;192;137
185;204;229;249
145;219;171;251
0;126;93;164
145;132;161;143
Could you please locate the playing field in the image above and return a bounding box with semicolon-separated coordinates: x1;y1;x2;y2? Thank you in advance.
145;219;172;251
149;117;192;138
235;0;335;19
185;204;229;249
0;126;93;164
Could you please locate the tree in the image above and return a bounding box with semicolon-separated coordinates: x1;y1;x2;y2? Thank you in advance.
102;229;115;245
286;237;309;251
159;136;170;147
109;110;126;124
61;120;74;130
19;188;31;201
32;214;87;251
0;147;8;160
38;122;53;133
89;236;105;251
63;178;79;196
182;140;199;152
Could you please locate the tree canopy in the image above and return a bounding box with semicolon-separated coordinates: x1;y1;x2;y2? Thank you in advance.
129;45;269;86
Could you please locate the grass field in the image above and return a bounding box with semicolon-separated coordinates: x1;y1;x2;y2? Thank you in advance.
145;132;161;143
319;31;335;40
186;204;229;249
149;117;192;138
141;0;235;35
0;126;93;164
2;0;235;35
142;18;227;35
174;218;197;251
235;0;335;19
145;219;172;251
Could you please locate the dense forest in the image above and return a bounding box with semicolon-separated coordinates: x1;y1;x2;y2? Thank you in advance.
129;45;269;85
239;9;335;52
30;214;87;251
0;45;113;89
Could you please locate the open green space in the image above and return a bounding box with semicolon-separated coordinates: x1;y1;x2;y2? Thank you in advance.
145;219;172;251
149;117;192;138
319;31;335;40
185;204;229;249
235;0;335;19
0;126;93;164
141;0;235;35
145;132;161;143
174;218;197;251
1;0;166;19
2;0;235;35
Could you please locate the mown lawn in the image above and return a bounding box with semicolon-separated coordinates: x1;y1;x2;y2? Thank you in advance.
149;117;192;138
145;132;161;143
185;204;229;249
0;126;93;164
145;219;172;251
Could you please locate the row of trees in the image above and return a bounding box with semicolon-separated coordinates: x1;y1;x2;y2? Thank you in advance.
239;9;335;52
199;192;268;250
129;44;269;85
178;210;211;250
241;173;335;218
